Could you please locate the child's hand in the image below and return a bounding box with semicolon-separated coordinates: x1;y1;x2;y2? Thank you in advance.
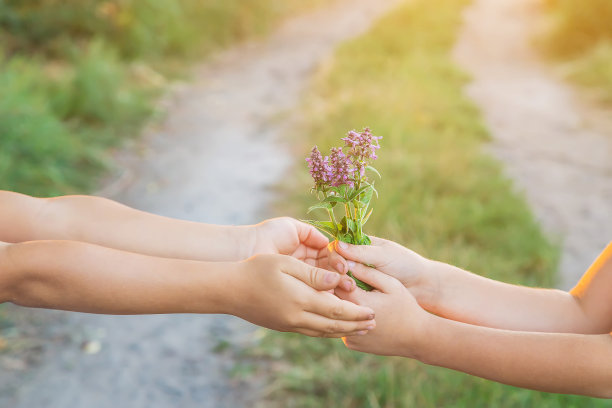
335;262;429;357
250;217;331;268
227;254;375;338
328;237;432;294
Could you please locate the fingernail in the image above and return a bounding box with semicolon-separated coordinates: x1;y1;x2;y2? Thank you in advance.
340;278;353;291
336;262;346;274
347;261;355;269
366;324;375;330
325;272;338;284
357;330;368;336
338;241;348;249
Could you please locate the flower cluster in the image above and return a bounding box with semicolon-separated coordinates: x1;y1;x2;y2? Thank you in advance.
306;128;382;191
306;146;331;188
329;147;355;187
303;127;382;292
342;127;382;176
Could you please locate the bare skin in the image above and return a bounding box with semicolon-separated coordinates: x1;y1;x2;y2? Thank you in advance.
330;239;612;397
0;191;373;338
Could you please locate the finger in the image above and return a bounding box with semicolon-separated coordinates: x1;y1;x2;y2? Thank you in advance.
327;242;349;276
348;262;400;293
283;258;356;292
300;312;375;337
306;292;374;321
295;219;330;250
334;287;367;304
334;239;384;267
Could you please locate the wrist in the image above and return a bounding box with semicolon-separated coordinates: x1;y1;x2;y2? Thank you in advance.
401;309;445;364
0;242;18;302
228;225;257;261
214;259;250;316
411;258;443;312
407;312;445;365
397;308;436;361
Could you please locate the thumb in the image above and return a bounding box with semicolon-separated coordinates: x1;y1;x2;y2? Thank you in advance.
334;239;384;267
295;219;330;250
283;258;355;291
348;261;402;294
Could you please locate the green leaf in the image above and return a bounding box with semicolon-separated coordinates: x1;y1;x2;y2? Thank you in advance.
300;219;337;238
339;233;354;244
366;165;381;179
340;216;358;234
323;195;347;204
369;183;379;198
346;218;357;233
359;187;374;212
362;208;373;226
338;216;347;234
348;185;370;201
306;201;332;214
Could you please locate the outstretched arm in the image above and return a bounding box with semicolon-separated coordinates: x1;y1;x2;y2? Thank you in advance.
0;191;330;263
0;240;374;337
330;239;612;334
337;265;612;399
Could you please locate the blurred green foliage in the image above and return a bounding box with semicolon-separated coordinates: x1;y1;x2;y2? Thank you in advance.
253;0;604;406
0;57;102;196
541;0;612;101
541;0;612;56
0;0;323;60
0;0;324;196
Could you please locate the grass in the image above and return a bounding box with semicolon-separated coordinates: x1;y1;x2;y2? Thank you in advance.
539;0;612;102
247;0;607;406
0;0;329;197
560;42;612;104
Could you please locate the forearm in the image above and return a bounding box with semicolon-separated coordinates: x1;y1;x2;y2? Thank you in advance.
416;315;612;398
418;260;593;333
1;191;254;261
2;240;235;314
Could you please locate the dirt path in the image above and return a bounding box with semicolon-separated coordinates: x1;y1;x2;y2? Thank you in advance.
0;1;399;407
453;0;612;289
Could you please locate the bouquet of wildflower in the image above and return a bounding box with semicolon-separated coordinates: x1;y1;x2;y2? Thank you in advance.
303;128;382;291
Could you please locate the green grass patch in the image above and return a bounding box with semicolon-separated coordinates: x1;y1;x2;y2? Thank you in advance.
561;42;612;104
539;0;612;57
251;0;604;406
539;0;612;102
0;0;329;196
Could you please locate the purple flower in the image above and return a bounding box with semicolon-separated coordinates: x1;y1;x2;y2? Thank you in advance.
306;146;332;188
341;128;382;175
329;147;355;187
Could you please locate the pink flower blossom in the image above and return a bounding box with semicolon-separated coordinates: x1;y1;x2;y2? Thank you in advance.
306;146;332;188
329;147;355;187
342;127;382;175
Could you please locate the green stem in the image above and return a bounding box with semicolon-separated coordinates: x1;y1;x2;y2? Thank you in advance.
354;178;363;242
323;191;340;234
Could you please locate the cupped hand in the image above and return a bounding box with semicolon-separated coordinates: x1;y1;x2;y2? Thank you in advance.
228;254;376;338
328;236;431;290
251;217;332;268
335;262;429;357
